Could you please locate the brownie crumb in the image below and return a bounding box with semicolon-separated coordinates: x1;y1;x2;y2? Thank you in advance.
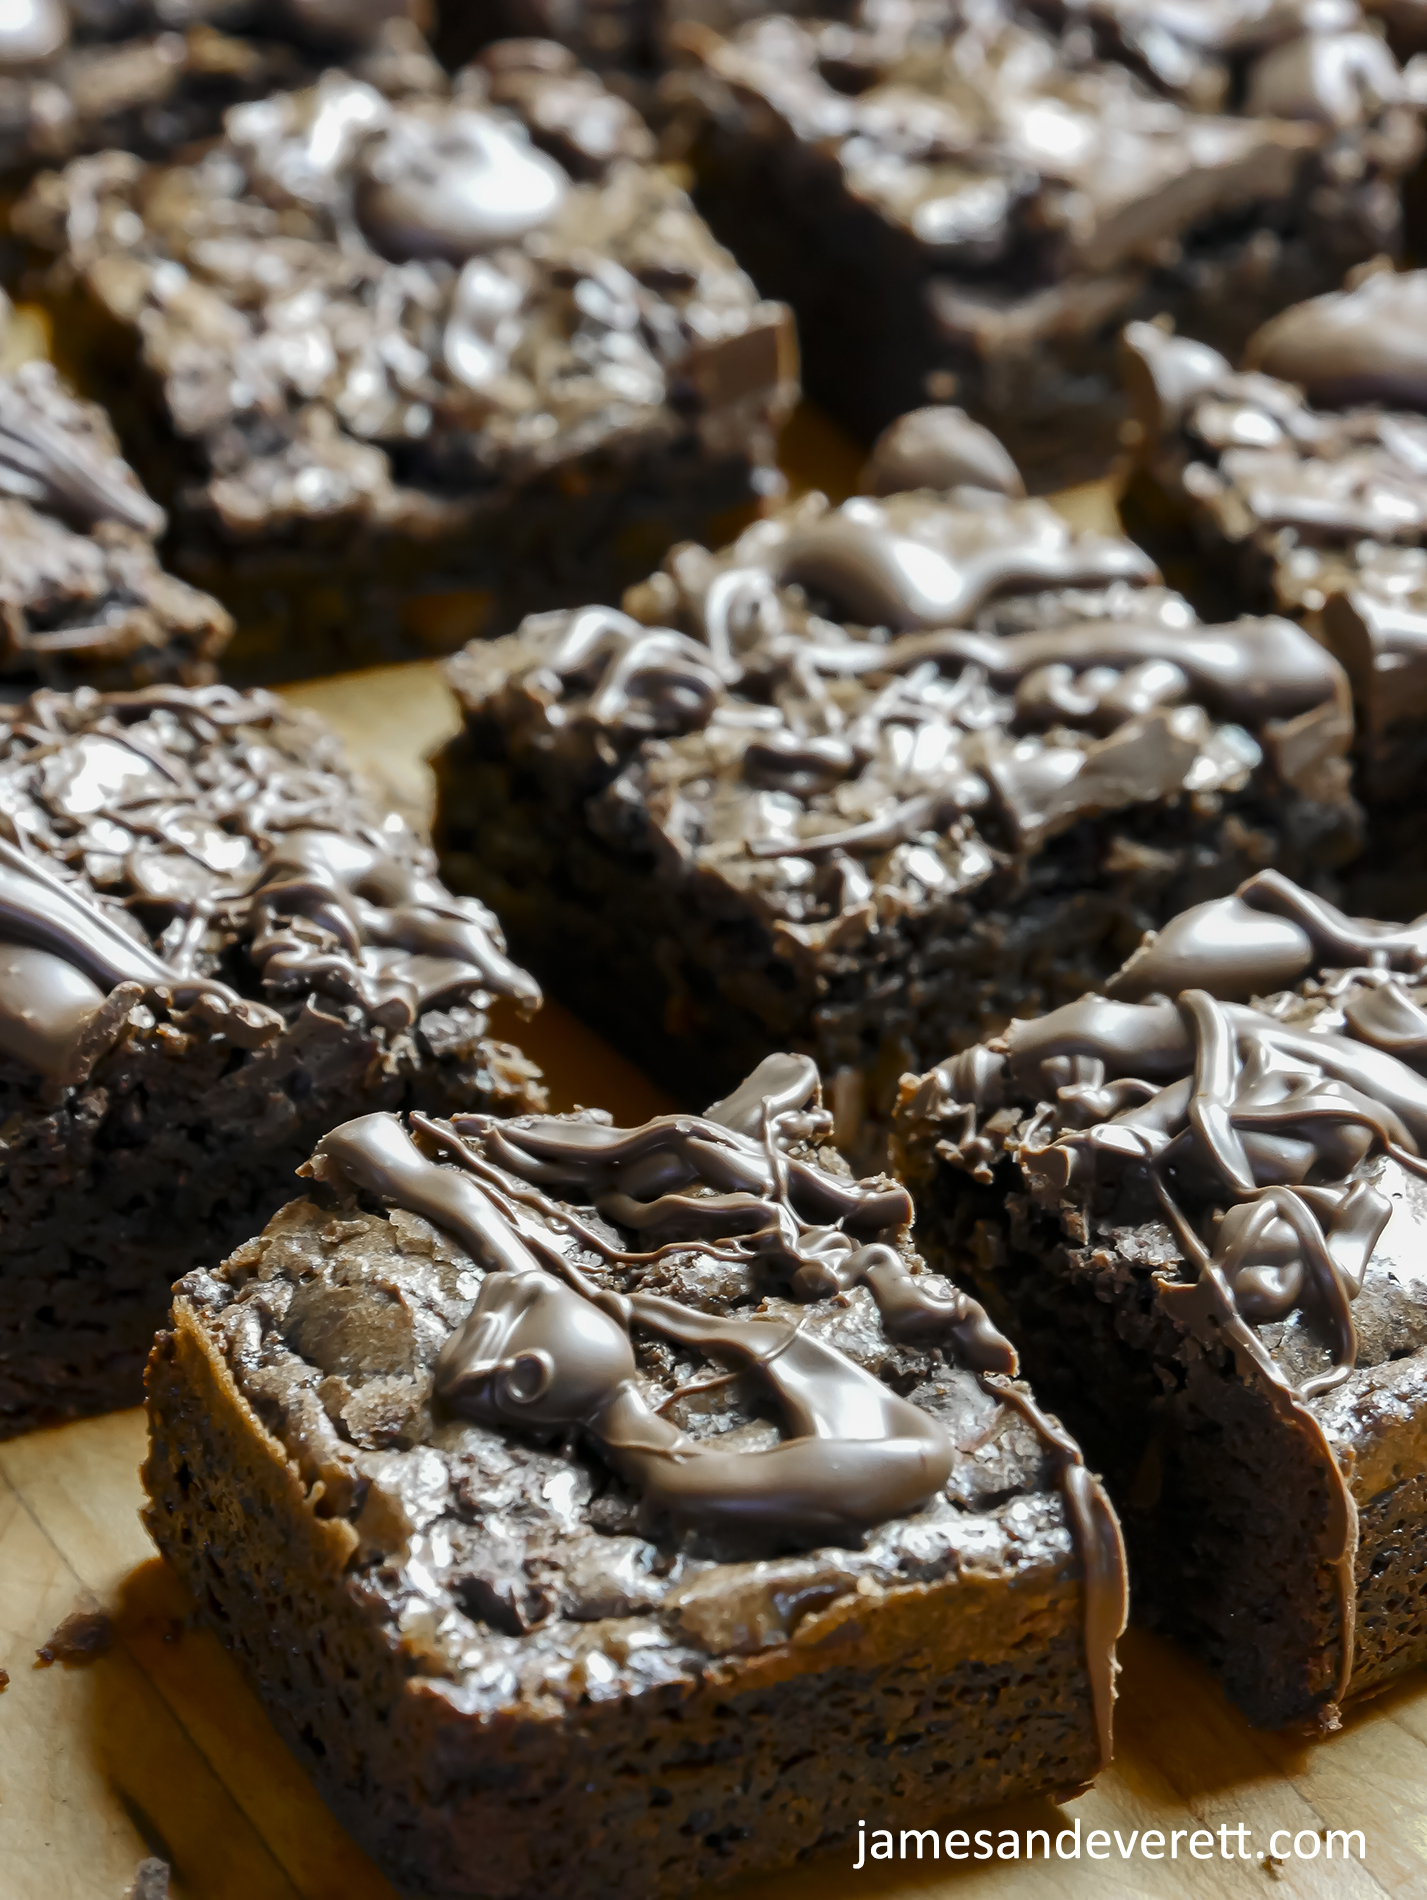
0;1667;9;1690
35;1609;112;1666
126;1860;170;1900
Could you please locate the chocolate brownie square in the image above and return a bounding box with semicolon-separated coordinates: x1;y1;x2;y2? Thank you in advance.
894;868;1427;1730
668;0;1423;487
15;40;797;681
1121;274;1427;816
0;681;543;1436
143;1054;1126;1899
0;349;232;692
0;0;439;187
433;471;1362;1163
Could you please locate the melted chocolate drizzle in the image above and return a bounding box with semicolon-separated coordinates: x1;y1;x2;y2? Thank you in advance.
305;1056;1125;1763
0;685;537;1088
911;869;1427;1705
486;491;1350;883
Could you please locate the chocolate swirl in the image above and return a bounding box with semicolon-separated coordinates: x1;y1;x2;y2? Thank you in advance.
304;1057;1125;1761
1109;867;1427;1000
0;684;537;1088
1246;268;1427;411
903;872;1427;1704
308;1063;993;1540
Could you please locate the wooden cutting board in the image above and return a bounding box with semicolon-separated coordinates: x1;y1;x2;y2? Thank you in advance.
2;434;1426;1900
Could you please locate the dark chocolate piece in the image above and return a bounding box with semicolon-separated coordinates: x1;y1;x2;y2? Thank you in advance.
0;354;232;693
143;1057;1126;1899
16;42;797;683
863;405;1025;500
895;867;1427;1729
669;0;1423;488
36;1607;112;1663
0;682;544;1436
435;482;1361;1162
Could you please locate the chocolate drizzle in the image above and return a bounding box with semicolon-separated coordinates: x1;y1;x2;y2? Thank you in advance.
905;869;1427;1706
303;1056;1124;1761
1110;866;1427;1001
0;684;537;1088
489;488;1350;869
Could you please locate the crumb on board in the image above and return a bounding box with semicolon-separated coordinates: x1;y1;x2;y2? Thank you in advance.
35;1608;112;1666
127;1858;170;1900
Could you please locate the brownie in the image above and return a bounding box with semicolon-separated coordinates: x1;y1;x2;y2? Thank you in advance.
0;350;233;693
143;1054;1127;1899
668;0;1423;487
1122;274;1427;820
894;867;1427;1731
0;0;440;190
0;681;544;1437
433;474;1362;1165
14;41;798;683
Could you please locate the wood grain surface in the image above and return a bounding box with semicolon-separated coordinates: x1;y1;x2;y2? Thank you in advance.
1;424;1424;1900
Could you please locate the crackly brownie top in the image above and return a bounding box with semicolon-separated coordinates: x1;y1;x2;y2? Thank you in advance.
0;681;538;1092
449;484;1352;938
680;0;1415;282
0;354;232;683
898;867;1427;1404
177;1053;1124;1735
17;41;793;536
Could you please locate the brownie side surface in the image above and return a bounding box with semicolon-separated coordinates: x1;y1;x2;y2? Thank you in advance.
435;486;1361;1158
893;871;1427;1728
144;1068;1125;1898
0;682;544;1435
14;42;797;681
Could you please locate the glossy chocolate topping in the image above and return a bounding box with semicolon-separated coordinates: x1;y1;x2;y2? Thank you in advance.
0;684;536;1088
862;407;1025;501
19;59;790;532
1246;269;1427;410
300;1062;1124;1759
450;488;1351;960
0;0;67;72
906;871;1427;1703
306;1063;1007;1541
0;360;164;537
1124;300;1427;717
354;107;569;263
1109;867;1427;1000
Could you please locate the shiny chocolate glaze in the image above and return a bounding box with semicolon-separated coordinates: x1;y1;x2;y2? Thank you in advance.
901;869;1427;1702
453;486;1352;949
305;1053;1125;1764
0;684;536;1089
862;407;1025;501
1123;293;1427;771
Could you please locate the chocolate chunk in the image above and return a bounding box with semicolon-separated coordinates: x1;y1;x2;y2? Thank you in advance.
36;1607;111;1664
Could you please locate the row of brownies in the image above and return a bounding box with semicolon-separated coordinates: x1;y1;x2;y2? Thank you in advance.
1;6;1426;1897
5;666;1424;1889
1;288;1426;1899
4;0;1427;681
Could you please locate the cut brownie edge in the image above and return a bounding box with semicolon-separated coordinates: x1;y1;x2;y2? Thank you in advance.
143;1065;1126;1897
146;1296;1104;1898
